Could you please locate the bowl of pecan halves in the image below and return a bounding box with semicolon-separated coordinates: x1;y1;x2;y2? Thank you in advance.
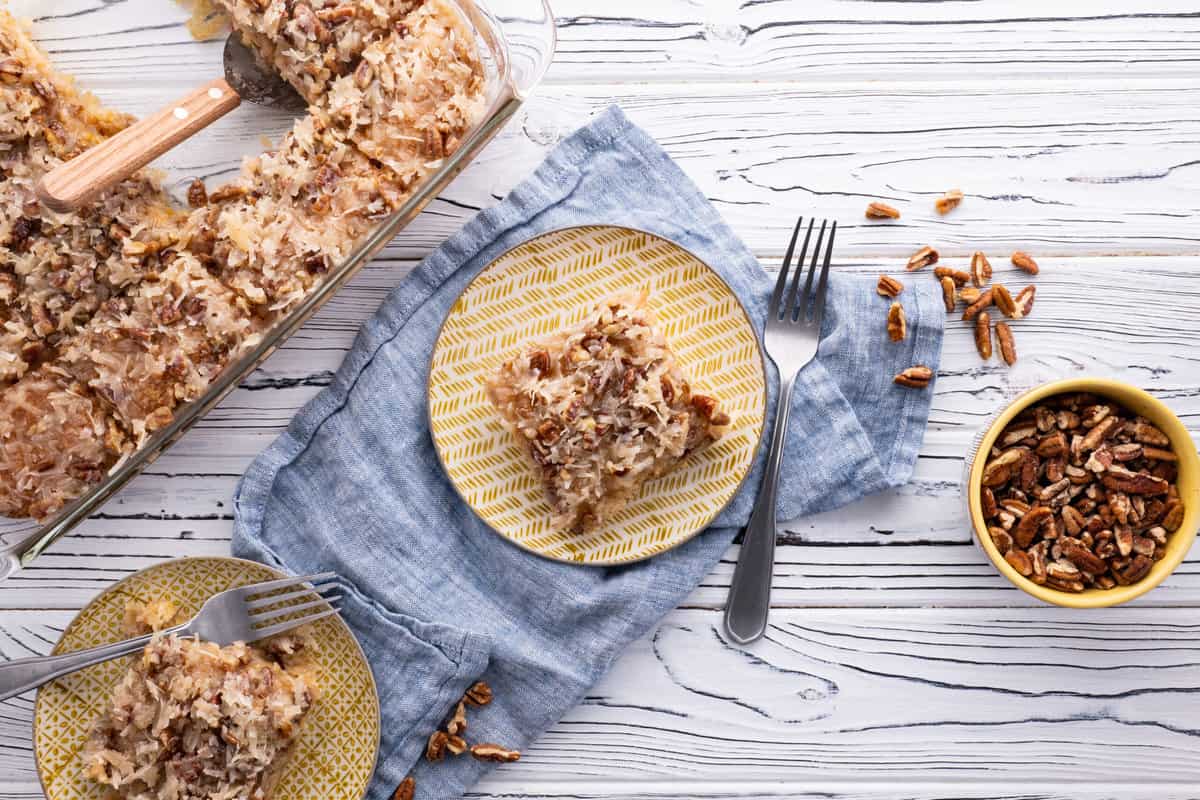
968;378;1199;607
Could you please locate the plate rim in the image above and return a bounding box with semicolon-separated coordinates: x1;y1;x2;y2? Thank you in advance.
33;555;381;800
426;223;768;566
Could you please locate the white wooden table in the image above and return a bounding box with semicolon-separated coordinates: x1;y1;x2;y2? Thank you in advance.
4;2;1200;798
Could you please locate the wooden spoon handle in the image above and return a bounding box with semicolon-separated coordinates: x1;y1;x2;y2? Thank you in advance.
36;78;241;213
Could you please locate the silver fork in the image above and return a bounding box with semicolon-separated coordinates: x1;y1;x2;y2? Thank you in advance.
724;217;836;645
0;571;340;701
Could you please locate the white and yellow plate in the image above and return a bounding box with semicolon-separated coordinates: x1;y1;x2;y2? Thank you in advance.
34;557;380;800
428;225;767;565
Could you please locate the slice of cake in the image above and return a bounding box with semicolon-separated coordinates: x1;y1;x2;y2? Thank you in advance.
83;625;316;800
487;290;731;533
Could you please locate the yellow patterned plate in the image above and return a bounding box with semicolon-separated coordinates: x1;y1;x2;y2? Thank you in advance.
429;225;767;564
34;557;379;800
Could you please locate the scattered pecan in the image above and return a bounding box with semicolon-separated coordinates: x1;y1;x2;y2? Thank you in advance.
426;730;449;761
970;251;991;287
465;681;494;706
959;286;981;306
446;735;468;755
961;288;993;320
906;245;939;271
865;201;900;219
876;274;903;298
393;777;415;800
980;392;1183;594
934;266;971;286
893;365;933;389
1014;285;1035;318
940;276;957;313
992;284;1018;318
446;701;468;736
887;302;906;342
973;312;992;360
1011;251;1039;274
471;743;521;763
186;178;208;208
996;322;1017;365
935;188;963;214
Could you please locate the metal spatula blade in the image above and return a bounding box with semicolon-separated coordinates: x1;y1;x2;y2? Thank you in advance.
222;35;307;113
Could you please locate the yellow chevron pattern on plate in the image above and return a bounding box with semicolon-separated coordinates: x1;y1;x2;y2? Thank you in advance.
429;225;767;565
34;557;379;800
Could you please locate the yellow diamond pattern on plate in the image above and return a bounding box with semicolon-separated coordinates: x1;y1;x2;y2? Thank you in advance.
34;557;379;800
428;225;767;565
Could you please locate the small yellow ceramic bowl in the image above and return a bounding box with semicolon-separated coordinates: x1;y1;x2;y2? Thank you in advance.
968;377;1199;608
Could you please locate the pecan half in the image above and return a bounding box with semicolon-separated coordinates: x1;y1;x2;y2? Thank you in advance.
906;245;939;271
1005;548;1033;575
426;730;449;761
1011;251;1039;274
1014;285;1035;318
992;284;1018;318
887;302;907;342
940;276;957;313
471;743;521;763
876;274;903;298
959;286;981;306
1100;467;1169;496
996;322;1017;365
962;288;994;320
893;365;933;389
865;201;901;219
1132;420;1170;447
973;312;992;360
935;188;963;214
392;777;415;800
970;251;992;287
934;266;970;286
465;680;494;706
446;735;468;755
446;701;468;735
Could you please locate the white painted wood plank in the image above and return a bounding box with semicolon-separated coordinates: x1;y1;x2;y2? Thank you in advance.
4;608;1200;788
28;0;1200;84
17;77;1199;259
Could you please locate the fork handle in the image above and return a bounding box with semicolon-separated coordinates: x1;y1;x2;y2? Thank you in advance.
0;624;184;701
724;372;797;645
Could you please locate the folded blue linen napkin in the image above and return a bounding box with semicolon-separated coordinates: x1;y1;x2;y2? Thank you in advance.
232;106;944;799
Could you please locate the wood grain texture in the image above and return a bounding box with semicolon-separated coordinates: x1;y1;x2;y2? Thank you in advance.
5;608;1200;791
3;0;1200;797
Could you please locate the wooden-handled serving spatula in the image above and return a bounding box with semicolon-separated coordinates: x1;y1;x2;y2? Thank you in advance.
36;36;306;214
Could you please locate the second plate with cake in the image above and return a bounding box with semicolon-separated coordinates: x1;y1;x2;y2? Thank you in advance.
428;225;767;564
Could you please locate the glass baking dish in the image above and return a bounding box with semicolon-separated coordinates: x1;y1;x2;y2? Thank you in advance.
0;0;557;580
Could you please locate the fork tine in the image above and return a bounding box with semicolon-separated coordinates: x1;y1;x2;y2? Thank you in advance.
795;219;826;322
783;218;815;322
810;220;837;332
236;571;336;598
245;581;338;611
250;595;342;624
769;216;803;320
253;606;342;640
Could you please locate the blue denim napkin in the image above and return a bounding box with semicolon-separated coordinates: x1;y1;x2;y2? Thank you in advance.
232;106;943;799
